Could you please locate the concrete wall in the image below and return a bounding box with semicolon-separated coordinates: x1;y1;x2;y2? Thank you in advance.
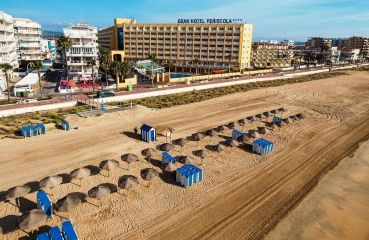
0;101;77;118
117;75;137;89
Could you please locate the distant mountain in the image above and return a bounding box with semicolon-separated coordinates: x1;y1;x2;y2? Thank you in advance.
42;30;62;39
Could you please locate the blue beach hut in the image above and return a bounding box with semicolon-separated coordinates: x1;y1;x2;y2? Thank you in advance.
176;164;204;187
62;220;79;240
162;151;176;164
37;190;53;218
36;232;49;240
36;123;46;135
232;129;245;141
21;125;32;138
272;116;282;123
140;124;156;142
252;138;274;155
49;226;64;240
61;118;70;131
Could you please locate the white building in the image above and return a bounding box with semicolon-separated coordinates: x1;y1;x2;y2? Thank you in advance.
14;18;43;61
329;47;341;64
282;39;295;47
63;23;99;76
0;11;18;97
340;48;361;62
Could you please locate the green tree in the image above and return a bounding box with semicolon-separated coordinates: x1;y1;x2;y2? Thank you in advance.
98;47;110;84
164;60;175;76
304;52;317;68
0;63;13;102
193;58;200;75
87;59;97;94
56;35;72;67
32;61;44;100
226;55;232;73
110;61;131;91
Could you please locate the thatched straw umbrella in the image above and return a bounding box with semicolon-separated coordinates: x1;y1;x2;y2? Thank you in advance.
289;115;298;121
181;156;194;164
255;114;263;120
71;168;91;185
192;133;204;146
99;160;119;177
226;138;239;147
88;185;112;202
39;176;63;189
18;209;47;231
296;113;305;119
258;127;267;135
227;122;236;129
121;153;139;169
118;175;138;195
276;121;285;127
278;107;288;117
142;148;157;163
263;111;271;119
206;129;217;137
6;185;31;206
55;193;82;212
164;162;177;172
141;168;159;186
214;144;226;152
249;130;260;138
160;143;175;151
218;125;227;132
282;118;291;124
176;138;189;147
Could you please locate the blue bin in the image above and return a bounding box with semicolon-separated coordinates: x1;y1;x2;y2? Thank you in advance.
49;226;64;240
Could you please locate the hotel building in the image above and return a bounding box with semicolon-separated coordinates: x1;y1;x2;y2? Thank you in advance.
13;18;43;61
251;42;292;68
98;18;253;72
0;11;18;96
344;37;369;58
305;37;332;50
63;23;99;75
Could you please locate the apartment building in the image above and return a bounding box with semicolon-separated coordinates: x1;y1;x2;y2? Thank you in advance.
99;18;253;72
97;26;114;49
344;37;369;58
251;42;292;68
0;11;18;96
305;37;332;50
63;23;99;75
13;18;43;62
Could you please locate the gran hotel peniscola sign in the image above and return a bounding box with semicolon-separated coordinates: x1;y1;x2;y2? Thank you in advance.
177;18;243;24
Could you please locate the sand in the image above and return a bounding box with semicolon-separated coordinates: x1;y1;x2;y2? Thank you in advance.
0;71;369;239
265;139;369;240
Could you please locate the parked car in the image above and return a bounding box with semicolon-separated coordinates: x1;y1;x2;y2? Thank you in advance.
97;90;116;98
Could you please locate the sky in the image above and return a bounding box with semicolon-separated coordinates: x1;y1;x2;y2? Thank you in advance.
1;0;369;41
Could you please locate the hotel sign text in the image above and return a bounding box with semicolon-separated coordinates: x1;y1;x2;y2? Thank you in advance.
177;18;243;24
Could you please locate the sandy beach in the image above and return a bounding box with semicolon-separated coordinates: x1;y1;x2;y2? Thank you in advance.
0;71;369;239
265;139;369;240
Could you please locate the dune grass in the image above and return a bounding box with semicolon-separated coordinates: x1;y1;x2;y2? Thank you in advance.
134;71;347;109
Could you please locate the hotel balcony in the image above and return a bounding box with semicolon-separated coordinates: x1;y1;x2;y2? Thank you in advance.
16;29;42;35
0;24;14;32
17;36;41;41
0;35;16;42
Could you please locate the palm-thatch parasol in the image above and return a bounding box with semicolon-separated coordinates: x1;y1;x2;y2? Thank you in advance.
118;175;139;193
296;113;305;119
176;138;189;147
18;209;47;231
282;118;291;124
218;125;227;132
121;153;139;164
206;129;217;137
39;176;63;189
238;119;247;125
99;160;119;172
181;156;194;164
160;143;175;151
192;132;204;146
258;127;267;135
289;115;298;121
70;168;91;184
226;139;239;147
194;149;206;159
164;162;177;172
249;130;260;138
214;144;226;152
227;122;236;129
141;168;159;186
276;121;285;127
88;185;112;200
55;194;82;212
6;185;31;200
255;114;263;120
263;111;271;118
142;148;157;158
247;116;257;122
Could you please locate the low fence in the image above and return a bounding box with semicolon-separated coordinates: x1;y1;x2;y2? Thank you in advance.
0;101;77;117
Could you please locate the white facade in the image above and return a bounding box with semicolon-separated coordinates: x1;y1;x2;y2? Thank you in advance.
282;39;295;47
63;23;99;76
329;47;341;64
14;18;43;61
0;11;18;96
341;48;361;62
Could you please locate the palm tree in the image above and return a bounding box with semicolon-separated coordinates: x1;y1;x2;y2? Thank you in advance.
192;58;200;75
0;63;13;102
56;35;72;67
110;61;130;91
147;54;156;62
226;55;232;73
32;61;44;100
87;59;97;94
164;60;174;77
304;52;317;68
98;47;110;86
